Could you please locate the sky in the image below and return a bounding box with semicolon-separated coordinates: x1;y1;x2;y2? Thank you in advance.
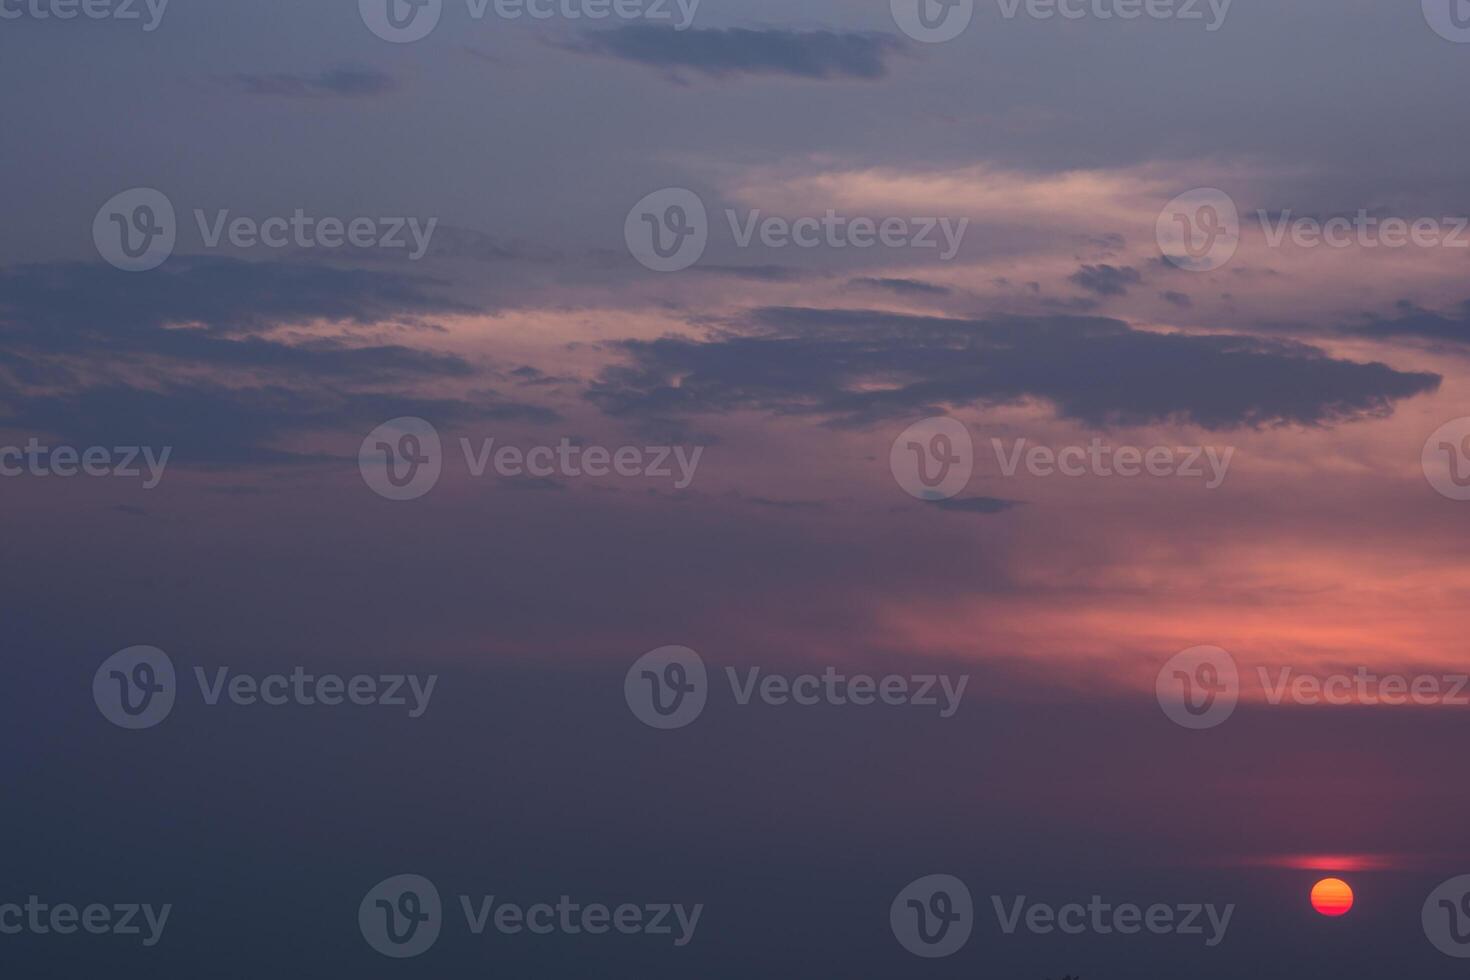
4;0;1470;975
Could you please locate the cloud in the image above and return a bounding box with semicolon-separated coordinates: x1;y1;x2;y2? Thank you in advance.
1069;264;1142;296
225;66;399;99
0;258;554;465
928;496;1020;514
0;257;476;383
1346;299;1470;345
849;277;952;297
1159;290;1193;308
0;257;468;338
588;307;1440;429
562;26;901;80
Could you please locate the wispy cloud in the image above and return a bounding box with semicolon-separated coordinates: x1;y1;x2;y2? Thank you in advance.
562;26;902;81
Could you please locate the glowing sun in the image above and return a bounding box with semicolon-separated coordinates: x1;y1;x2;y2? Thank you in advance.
1310;877;1354;916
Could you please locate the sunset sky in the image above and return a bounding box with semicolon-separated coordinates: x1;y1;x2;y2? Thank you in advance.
4;0;1470;975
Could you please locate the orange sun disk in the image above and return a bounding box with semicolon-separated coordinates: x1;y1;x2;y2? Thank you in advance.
1311;878;1354;916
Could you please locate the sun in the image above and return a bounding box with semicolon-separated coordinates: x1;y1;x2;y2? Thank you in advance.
1310;877;1354;917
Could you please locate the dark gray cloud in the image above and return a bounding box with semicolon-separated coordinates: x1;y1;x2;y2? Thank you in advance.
0;258;468;339
928;496;1020;514
1070;264;1143;296
225;66;399;99
1347;299;1470;345
1160;290;1193;309
0;258;554;465
588;307;1440;430
563;26;901;80
849;277;952;297
0;258;474;381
